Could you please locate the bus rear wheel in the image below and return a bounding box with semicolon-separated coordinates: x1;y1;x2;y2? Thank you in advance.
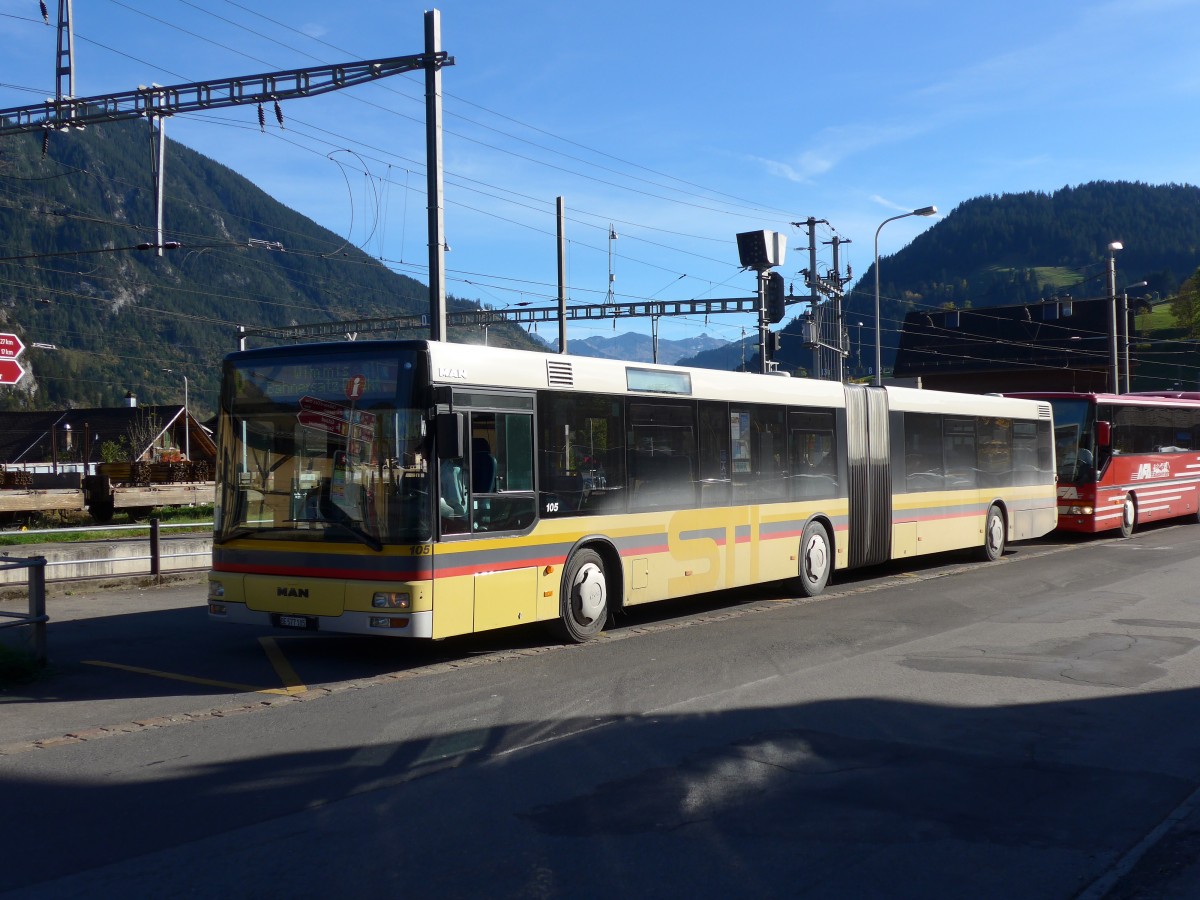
794;520;832;597
981;504;1006;561
552;548;609;642
1119;494;1136;538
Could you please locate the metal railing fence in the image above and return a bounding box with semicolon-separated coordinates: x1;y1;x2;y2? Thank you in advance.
0;519;213;584
0;556;47;664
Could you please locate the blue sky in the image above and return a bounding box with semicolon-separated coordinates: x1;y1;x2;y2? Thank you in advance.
1;0;1197;347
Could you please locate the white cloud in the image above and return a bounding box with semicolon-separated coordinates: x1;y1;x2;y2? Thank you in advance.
753;123;929;185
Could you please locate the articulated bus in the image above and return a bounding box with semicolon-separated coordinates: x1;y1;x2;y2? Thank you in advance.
1009;391;1200;536
207;341;1057;641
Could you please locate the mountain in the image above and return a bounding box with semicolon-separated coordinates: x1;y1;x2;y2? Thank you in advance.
683;181;1200;375
567;332;728;365
4;138;1194;403
0;120;538;415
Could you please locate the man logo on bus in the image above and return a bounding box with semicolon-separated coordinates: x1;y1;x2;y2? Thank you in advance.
1133;462;1171;480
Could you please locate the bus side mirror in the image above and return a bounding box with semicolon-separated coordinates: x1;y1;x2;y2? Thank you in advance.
436;412;464;460
1096;420;1112;447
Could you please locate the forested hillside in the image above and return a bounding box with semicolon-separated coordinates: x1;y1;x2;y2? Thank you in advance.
683;181;1200;375
839;181;1200;372
861;181;1200;308
0;120;533;415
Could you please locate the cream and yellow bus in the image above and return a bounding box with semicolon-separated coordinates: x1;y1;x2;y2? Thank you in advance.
207;340;1057;641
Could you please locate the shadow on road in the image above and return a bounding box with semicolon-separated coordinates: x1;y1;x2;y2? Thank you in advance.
3;687;1198;898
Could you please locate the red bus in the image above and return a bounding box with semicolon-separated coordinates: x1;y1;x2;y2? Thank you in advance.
1010;392;1200;536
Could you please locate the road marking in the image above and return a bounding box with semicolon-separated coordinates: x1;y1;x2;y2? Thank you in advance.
259;636;308;695
83;660;292;695
80;636;309;697
16;537;1095;758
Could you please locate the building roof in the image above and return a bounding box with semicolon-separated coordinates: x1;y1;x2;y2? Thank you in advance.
891;296;1143;393
0;405;215;465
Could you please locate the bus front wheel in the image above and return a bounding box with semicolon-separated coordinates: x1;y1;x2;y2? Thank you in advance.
553;548;609;642
981;504;1006;561
795;520;832;597
1120;494;1137;538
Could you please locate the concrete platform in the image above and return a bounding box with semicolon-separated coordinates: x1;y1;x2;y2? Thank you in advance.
0;534;212;587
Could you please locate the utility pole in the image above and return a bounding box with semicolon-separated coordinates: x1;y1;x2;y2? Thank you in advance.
824;234;851;381
54;0;75;112
556;197;567;353
425;10;448;341
794;218;852;381
0;12;454;318
807;218;822;375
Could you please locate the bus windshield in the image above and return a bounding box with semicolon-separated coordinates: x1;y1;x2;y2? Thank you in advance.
1048;398;1097;484
214;347;432;546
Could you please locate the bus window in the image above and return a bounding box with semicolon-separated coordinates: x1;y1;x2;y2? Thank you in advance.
904;413;944;491
439;413;469;535
629;401;697;511
537;392;626;517
944;417;978;488
788;409;837;500
1013;421;1041;485
976;417;1013;488
1049;398;1096;483
698;401;731;507
466;411;535;533
730;405;786;505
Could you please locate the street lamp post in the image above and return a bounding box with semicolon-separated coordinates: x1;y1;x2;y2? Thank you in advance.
1122;279;1148;394
854;321;864;377
874;206;937;386
1107;242;1122;393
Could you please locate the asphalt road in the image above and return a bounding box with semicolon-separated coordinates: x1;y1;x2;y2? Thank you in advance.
4;527;1200;898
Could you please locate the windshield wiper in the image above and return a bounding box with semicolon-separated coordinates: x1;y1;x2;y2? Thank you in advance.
214;525;289;544
324;520;383;552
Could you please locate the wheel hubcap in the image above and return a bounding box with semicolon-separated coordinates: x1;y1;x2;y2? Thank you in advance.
988;515;1003;552
804;534;828;581
572;563;605;624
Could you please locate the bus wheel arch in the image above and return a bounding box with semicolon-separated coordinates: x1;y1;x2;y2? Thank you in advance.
794;517;834;598
981;502;1007;562
551;539;622;643
1120;494;1137;538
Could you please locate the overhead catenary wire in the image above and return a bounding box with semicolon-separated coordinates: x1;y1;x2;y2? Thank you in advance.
8;1;1172;370
0;8;787;350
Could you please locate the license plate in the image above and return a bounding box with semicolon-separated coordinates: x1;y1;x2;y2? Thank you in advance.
278;615;310;629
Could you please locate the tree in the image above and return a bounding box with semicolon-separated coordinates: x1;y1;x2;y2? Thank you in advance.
1170;268;1200;337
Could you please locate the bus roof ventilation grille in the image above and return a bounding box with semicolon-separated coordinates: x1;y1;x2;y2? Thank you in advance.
1038;404;1052;420
546;359;574;388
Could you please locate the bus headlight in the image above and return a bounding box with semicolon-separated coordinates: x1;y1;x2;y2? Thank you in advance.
373;591;411;609
208;581;225;599
1063;505;1094;515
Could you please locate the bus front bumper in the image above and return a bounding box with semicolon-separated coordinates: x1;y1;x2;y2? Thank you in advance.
207;601;434;637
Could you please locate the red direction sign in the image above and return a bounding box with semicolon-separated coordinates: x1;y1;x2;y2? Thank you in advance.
297;410;374;443
298;395;376;426
0;333;24;359
0;358;26;385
